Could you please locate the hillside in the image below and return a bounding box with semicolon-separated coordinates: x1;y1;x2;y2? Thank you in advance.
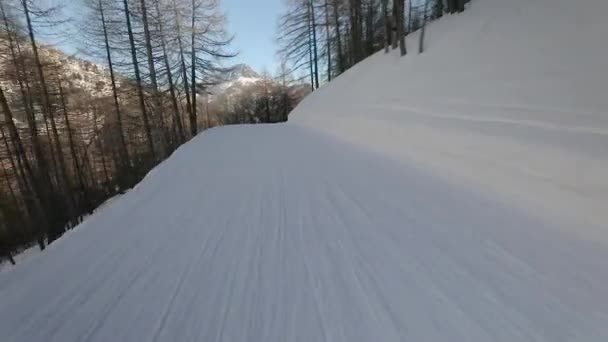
0;42;110;129
1;0;607;341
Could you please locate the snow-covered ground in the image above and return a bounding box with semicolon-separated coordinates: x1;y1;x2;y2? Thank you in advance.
0;192;126;272
1;0;607;340
0;244;39;273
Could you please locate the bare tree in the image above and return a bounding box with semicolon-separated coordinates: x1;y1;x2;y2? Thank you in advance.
309;0;320;89
323;0;332;81
122;0;157;161
277;0;318;90
183;0;235;136
93;0;133;185
349;0;363;63
395;0;407;56
419;0;431;53
330;0;345;74
139;0;170;158
153;0;186;145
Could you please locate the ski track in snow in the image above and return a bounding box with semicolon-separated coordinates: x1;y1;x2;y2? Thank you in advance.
1;125;607;341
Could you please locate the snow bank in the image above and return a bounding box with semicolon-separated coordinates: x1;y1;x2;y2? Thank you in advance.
291;0;608;239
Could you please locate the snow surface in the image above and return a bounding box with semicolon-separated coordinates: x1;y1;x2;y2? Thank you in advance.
1;0;608;340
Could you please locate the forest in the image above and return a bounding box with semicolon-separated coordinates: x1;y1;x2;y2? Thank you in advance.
278;0;469;87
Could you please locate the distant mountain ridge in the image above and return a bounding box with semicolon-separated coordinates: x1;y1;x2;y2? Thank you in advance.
225;64;261;80
202;63;309;111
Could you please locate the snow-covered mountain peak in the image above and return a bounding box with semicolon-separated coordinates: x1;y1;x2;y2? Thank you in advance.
226;64;261;80
208;64;264;96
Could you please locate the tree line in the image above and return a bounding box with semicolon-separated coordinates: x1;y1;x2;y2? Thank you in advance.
0;0;235;264
277;0;470;88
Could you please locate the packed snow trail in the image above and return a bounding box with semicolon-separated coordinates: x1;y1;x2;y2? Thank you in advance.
1;125;607;341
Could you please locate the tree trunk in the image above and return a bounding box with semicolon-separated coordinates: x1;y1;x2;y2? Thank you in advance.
173;0;194;139
419;0;430;54
91;109;112;195
205;96;211;129
332;0;345;73
122;0;156;161
1;149;19;209
80;144;99;193
349;0;363;63
190;0;198;137
0;125;26;209
391;1;398;50
139;0;168;158
408;0;413;33
59;82;93;214
40;110;62;189
324;0;332;82
382;0;390;52
99;0;131;185
155;0;185;145
7;252;15;265
365;1;375;55
435;0;444;18
397;0;407;56
0;156;26;254
23;0;76;241
310;1;320;89
307;2;315;91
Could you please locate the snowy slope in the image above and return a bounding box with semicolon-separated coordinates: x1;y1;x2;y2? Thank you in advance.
1;0;608;341
0;42;118;98
292;0;608;236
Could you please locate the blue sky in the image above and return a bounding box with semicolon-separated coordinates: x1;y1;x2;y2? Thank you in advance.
53;0;283;74
222;0;283;73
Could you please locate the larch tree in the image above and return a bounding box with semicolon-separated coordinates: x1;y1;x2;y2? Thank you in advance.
277;0;319;90
122;0;157;162
187;0;236;137
103;2;132;182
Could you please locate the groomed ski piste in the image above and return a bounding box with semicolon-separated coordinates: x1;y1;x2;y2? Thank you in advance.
1;0;607;340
